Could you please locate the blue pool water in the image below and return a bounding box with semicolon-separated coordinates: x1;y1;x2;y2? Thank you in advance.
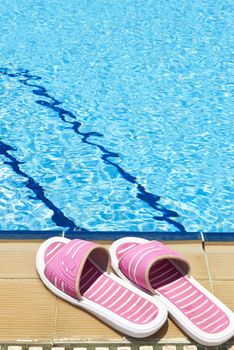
0;0;233;232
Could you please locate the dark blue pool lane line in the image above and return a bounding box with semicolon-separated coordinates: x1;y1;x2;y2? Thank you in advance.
0;67;185;232
0;141;86;232
0;230;233;242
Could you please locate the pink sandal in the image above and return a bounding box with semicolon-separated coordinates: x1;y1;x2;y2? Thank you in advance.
110;237;234;345
36;236;167;338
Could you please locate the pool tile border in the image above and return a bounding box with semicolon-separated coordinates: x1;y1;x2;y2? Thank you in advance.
0;230;233;241
1;343;234;350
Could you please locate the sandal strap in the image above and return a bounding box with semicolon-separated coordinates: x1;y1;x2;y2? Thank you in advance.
119;241;190;294
45;239;111;299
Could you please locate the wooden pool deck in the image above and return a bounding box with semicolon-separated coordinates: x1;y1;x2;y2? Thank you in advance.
0;239;233;347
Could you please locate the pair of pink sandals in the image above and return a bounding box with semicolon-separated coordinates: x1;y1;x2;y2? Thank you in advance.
36;236;234;345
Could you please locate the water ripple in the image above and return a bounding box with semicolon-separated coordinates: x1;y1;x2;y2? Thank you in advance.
0;140;85;231
0;67;185;232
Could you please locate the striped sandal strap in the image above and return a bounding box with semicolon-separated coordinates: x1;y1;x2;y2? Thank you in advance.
119;241;191;294
44;239;111;300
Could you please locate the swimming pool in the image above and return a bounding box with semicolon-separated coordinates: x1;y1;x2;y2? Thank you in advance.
0;0;233;233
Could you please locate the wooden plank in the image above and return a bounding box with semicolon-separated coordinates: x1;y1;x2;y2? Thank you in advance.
205;248;234;281
212;280;234;310
0;280;56;342
0;243;40;279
